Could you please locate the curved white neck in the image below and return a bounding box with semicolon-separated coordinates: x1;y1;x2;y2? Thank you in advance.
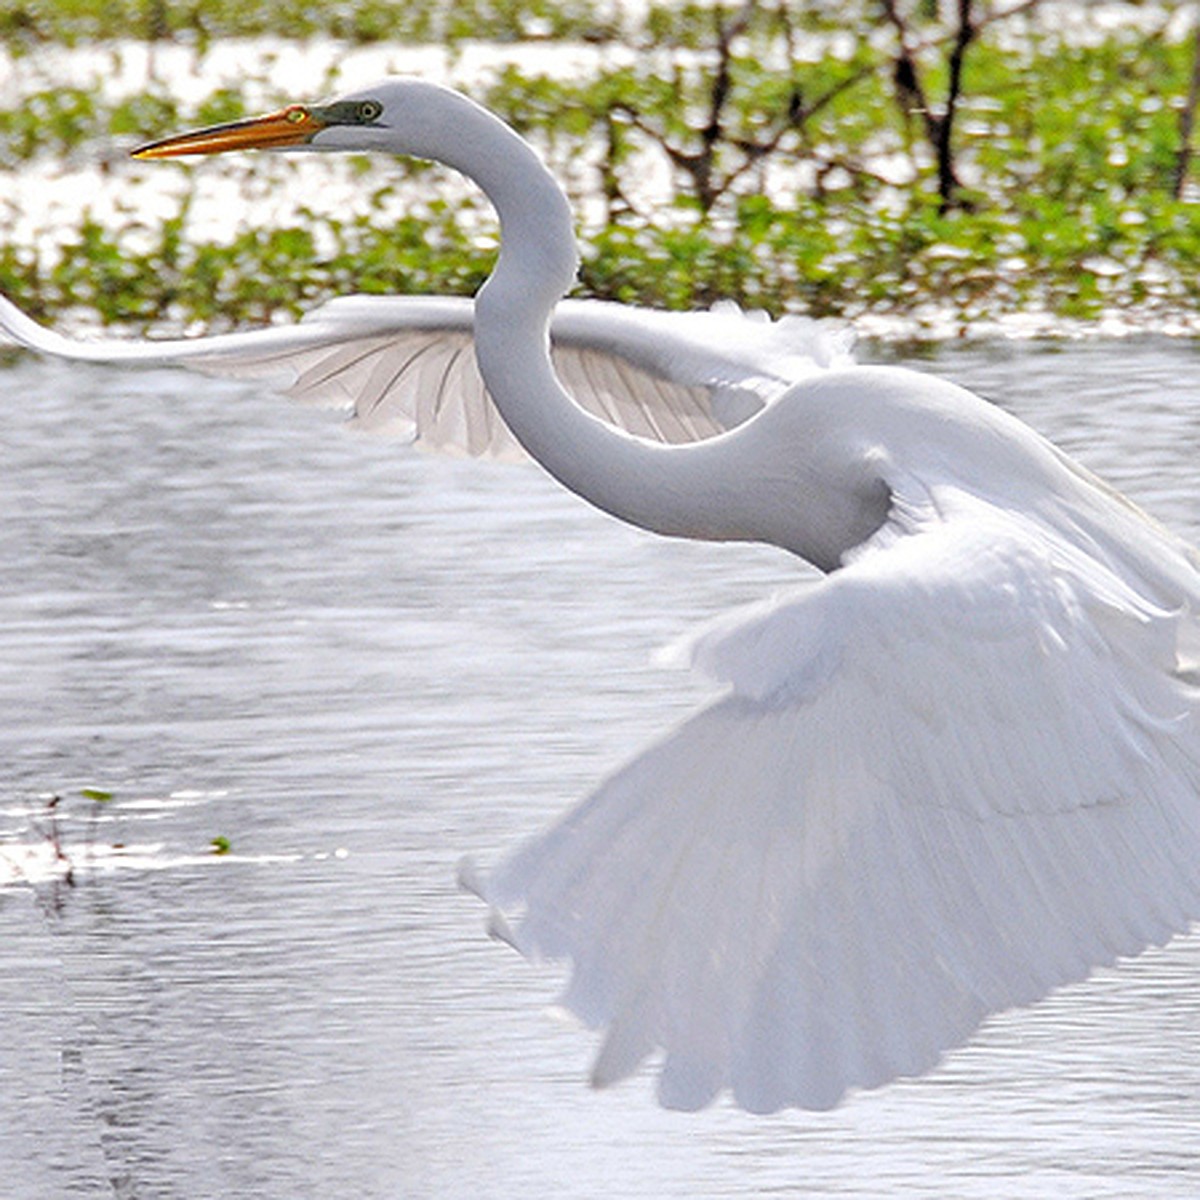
441;96;752;546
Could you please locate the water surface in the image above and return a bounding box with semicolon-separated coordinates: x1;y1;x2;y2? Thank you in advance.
2;339;1200;1198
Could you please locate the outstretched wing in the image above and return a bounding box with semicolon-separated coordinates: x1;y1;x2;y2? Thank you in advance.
0;293;852;459
470;485;1200;1112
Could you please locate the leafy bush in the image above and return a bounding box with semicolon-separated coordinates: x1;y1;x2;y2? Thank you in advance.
3;1;1200;331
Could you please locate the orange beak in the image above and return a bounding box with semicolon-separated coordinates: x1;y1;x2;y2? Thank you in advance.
132;105;326;159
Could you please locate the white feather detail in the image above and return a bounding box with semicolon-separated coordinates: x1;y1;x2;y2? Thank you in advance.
480;485;1200;1111
0;292;853;461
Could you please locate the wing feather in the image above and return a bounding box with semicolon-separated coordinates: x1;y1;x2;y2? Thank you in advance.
475;487;1200;1111
0;292;850;460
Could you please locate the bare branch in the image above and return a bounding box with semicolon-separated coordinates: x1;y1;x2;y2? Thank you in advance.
1173;20;1200;199
935;0;977;210
974;0;1042;36
878;0;939;147
878;0;993;211
614;0;1037;219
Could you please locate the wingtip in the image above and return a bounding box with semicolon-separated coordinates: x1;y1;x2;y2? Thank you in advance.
455;853;484;897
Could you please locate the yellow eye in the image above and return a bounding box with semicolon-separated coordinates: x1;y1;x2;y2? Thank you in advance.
285;106;309;124
357;100;383;123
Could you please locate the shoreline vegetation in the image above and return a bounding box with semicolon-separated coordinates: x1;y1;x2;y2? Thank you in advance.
3;0;1200;340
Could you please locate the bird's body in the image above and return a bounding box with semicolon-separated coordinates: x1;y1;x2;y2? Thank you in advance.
3;78;1200;1113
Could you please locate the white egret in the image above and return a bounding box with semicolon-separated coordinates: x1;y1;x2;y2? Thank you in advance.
3;80;1200;1114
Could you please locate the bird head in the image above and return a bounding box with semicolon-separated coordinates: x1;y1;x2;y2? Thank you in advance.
131;79;474;161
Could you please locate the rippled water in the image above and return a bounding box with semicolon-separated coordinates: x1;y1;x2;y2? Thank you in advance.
2;339;1200;1198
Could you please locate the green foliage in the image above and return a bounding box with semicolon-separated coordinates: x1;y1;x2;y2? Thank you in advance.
4;4;1200;330
0;0;617;47
0;87;97;163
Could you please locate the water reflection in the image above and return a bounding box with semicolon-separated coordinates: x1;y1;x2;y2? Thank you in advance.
1;342;1199;1197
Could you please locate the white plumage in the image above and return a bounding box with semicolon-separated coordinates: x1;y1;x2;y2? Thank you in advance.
4;78;1200;1113
0;293;850;457
486;479;1200;1111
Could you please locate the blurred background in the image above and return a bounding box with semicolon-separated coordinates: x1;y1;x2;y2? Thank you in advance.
3;0;1200;337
